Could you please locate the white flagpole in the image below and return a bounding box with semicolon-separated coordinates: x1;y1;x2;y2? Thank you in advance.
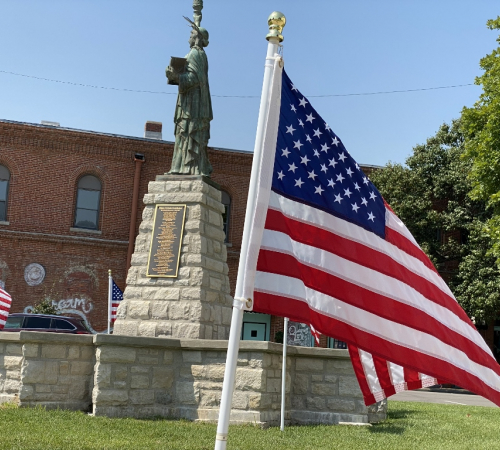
214;12;285;450
108;269;112;335
280;317;289;431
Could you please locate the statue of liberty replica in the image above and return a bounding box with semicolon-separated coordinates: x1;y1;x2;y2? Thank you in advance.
166;0;213;177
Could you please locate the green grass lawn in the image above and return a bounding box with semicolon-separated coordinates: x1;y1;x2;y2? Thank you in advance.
0;401;498;450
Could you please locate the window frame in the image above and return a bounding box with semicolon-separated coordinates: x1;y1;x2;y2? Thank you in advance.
221;190;231;243
0;165;11;222
73;174;102;230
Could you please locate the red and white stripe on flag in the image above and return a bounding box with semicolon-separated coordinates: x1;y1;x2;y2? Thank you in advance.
240;65;500;407
0;287;12;330
348;345;444;404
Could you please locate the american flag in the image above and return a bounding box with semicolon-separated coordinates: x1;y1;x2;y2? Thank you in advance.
110;280;123;324
0;286;12;330
251;68;500;406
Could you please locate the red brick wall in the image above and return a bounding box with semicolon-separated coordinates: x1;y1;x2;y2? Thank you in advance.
0;121;252;332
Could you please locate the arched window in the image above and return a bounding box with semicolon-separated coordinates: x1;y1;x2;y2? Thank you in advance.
221;191;231;243
0;165;10;222
74;175;102;230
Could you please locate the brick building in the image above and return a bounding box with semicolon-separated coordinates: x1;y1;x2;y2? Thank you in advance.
0;118;378;347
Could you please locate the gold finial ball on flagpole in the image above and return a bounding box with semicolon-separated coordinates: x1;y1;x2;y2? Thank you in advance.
266;11;286;42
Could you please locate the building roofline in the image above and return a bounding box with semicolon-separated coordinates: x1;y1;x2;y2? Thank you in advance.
0;118;253;156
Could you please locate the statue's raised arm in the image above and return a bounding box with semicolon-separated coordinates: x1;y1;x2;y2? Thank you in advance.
166;4;213;177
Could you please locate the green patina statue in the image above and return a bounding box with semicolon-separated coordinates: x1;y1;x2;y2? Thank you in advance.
166;2;213;177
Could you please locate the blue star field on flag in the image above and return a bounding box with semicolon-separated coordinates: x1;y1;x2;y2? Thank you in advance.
112;280;123;302
271;70;386;238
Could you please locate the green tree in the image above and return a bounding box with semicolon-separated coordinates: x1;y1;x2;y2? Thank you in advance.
370;120;500;323
31;298;59;315
461;17;500;260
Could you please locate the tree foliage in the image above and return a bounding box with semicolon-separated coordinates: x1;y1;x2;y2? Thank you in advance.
461;17;500;260
31;298;59;315
370;120;500;323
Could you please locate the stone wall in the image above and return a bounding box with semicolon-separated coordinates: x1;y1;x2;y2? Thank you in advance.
114;176;233;340
0;331;386;426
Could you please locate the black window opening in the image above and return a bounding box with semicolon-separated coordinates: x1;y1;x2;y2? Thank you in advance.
24;316;51;329
221;190;231;243
74;175;102;230
52;319;76;330
0;165;10;222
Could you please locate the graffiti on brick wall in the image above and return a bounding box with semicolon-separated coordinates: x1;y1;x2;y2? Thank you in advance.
23;297;96;334
287;321;312;347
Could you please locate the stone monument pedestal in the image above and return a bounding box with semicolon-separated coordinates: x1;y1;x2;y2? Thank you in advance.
114;175;233;339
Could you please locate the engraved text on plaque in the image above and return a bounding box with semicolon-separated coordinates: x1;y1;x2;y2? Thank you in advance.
146;204;186;277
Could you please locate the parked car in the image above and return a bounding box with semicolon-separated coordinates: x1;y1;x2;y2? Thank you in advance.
2;313;91;334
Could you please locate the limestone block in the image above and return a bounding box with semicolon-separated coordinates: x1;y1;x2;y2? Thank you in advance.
169;302;191;321
22;344;39;358
207;239;213;255
311;374;323;382
206;196;224;213
266;378;281;393
326;358;354;375
293;373;309;394
208;185;222;202
128;301;151;320
124;287;142;299
59;361;69;375
93;389;128;405
113;321;139;337
138;322;157;337
145;287;180;301
97;346;137;364
151;302;169;320
164;181;182;192
205;224;225;242
143;194;156;205
114;365;128;381
184;220;203;233
210;277;222;291
81;346;94;360
235;368;266;392
70;361;93;376
5;344;23;356
131;253;148;266
327;398;355;412
182;351;202;363
95;364;111;387
152;367;174;389
180;180;194;192
3;377;20;394
131;375;150;389
67;346;80;360
2;356;22;369
19;385;34;401
208;210;221;227
67;379;89;400
155;193;206;204
176;381;200;405
200;390;221;407
205;291;219;303
185;253;203;266
36;385;52;393
222;307;232;325
306;396;326;410
311;383;338;396
142;205;155;220
339;376;363;398
0;343;4;354
148;181;166;193
172;323;202;339
325;375;338;383
295;358;324;372
180;288;204;301
232;391;249;410
205;257;224;273
156;322;172;338
22;360;58;384
189;235;207;254
206;364;225;381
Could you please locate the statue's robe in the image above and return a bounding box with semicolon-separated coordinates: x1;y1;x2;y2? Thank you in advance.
169;45;213;176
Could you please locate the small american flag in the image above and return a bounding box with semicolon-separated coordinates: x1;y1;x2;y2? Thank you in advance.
110;280;123;323
249;67;500;407
0;287;12;330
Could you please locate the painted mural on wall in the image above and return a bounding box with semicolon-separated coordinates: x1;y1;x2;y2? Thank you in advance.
287;321;313;347
23;267;101;334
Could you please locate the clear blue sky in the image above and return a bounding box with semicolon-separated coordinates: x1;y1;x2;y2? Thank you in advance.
0;0;498;166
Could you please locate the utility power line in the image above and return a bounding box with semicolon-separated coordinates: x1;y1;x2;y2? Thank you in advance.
0;69;474;98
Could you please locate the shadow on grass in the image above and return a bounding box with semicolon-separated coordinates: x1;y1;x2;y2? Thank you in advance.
366;408;419;435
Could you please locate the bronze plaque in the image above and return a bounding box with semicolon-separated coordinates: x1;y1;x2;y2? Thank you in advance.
147;204;186;277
